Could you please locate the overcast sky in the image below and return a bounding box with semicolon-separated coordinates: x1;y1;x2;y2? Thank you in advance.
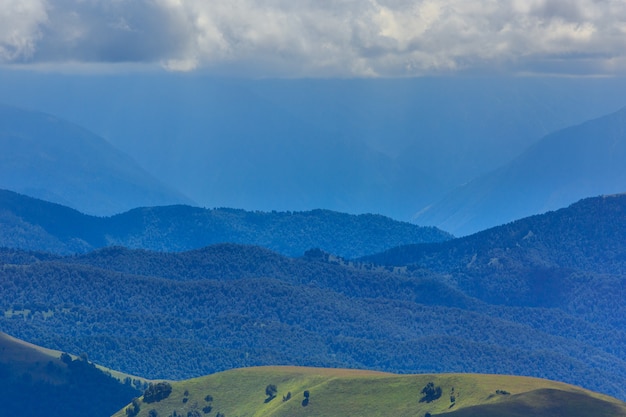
1;0;626;77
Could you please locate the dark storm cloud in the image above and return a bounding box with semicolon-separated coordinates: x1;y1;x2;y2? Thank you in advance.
31;0;189;63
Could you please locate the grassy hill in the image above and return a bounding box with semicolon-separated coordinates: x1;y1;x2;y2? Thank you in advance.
0;331;146;417
2;241;626;400
111;366;626;417
2;194;626;401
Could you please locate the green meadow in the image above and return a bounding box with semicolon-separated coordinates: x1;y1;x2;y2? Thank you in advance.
112;366;626;417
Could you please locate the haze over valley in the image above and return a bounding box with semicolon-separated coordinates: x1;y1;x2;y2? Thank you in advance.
2;1;626;416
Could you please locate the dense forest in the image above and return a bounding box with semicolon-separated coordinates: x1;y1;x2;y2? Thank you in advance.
0;188;450;258
1;194;625;401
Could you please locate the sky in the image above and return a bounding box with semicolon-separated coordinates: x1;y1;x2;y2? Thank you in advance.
2;0;626;77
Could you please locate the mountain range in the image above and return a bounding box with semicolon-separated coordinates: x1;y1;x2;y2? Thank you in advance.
0;188;450;258
1;193;625;401
415;106;626;235
0;105;191;216
3;75;626;222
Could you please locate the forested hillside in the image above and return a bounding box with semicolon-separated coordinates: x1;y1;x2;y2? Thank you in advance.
1;193;625;401
0;189;450;258
364;193;626;310
0;332;142;417
1;243;626;400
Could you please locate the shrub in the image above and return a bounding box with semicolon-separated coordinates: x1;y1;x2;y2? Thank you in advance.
265;384;278;398
125;398;141;417
144;382;173;403
419;382;442;403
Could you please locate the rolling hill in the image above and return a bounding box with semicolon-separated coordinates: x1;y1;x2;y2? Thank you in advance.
1;194;626;401
0;104;191;216
111;366;626;417
364;193;626;312
0;188;451;257
0;331;144;417
414;106;626;235
1;238;626;400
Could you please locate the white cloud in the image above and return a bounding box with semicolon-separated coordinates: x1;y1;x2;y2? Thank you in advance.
2;0;626;77
0;0;48;61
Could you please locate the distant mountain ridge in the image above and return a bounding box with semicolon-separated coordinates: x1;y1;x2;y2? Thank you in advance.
0;188;451;258
370;193;626;274
0;104;191;216
414;106;626;235
2;194;626;400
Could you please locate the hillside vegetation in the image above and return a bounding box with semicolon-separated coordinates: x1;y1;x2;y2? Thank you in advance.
0;189;450;258
1;194;626;401
111;367;626;417
0;331;144;417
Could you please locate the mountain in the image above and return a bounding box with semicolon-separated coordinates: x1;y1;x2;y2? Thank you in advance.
111;366;626;417
0;104;191;216
4;74;626;220
414;106;626;235
364;193;626;310
0;331;144;417
0;188;451;257
2;237;626;399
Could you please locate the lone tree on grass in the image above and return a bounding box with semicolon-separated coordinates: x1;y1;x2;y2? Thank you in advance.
265;384;278;402
420;382;442;403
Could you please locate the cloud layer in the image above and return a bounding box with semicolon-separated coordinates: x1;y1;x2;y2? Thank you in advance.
2;0;626;76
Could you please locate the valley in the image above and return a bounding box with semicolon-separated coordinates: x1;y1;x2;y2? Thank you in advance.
1;193;625;407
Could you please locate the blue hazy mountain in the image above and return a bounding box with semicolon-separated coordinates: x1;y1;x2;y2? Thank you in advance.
3;194;626;400
414;106;626;235
0;105;192;216
0;188;450;258
2;73;626;220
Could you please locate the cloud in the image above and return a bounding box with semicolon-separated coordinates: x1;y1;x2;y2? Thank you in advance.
0;0;48;61
1;0;626;77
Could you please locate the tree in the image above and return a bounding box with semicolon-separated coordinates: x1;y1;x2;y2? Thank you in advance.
265;384;278;399
144;382;173;403
419;382;442;403
60;352;72;365
125;398;141;417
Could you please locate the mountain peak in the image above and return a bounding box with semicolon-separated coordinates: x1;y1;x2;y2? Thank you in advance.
0;105;192;216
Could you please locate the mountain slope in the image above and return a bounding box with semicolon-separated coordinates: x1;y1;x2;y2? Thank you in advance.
5;74;626;221
364;194;626;327
414;106;626;235
0;189;451;257
0;105;191;216
0;331;143;417
2;241;626;400
111;367;626;417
